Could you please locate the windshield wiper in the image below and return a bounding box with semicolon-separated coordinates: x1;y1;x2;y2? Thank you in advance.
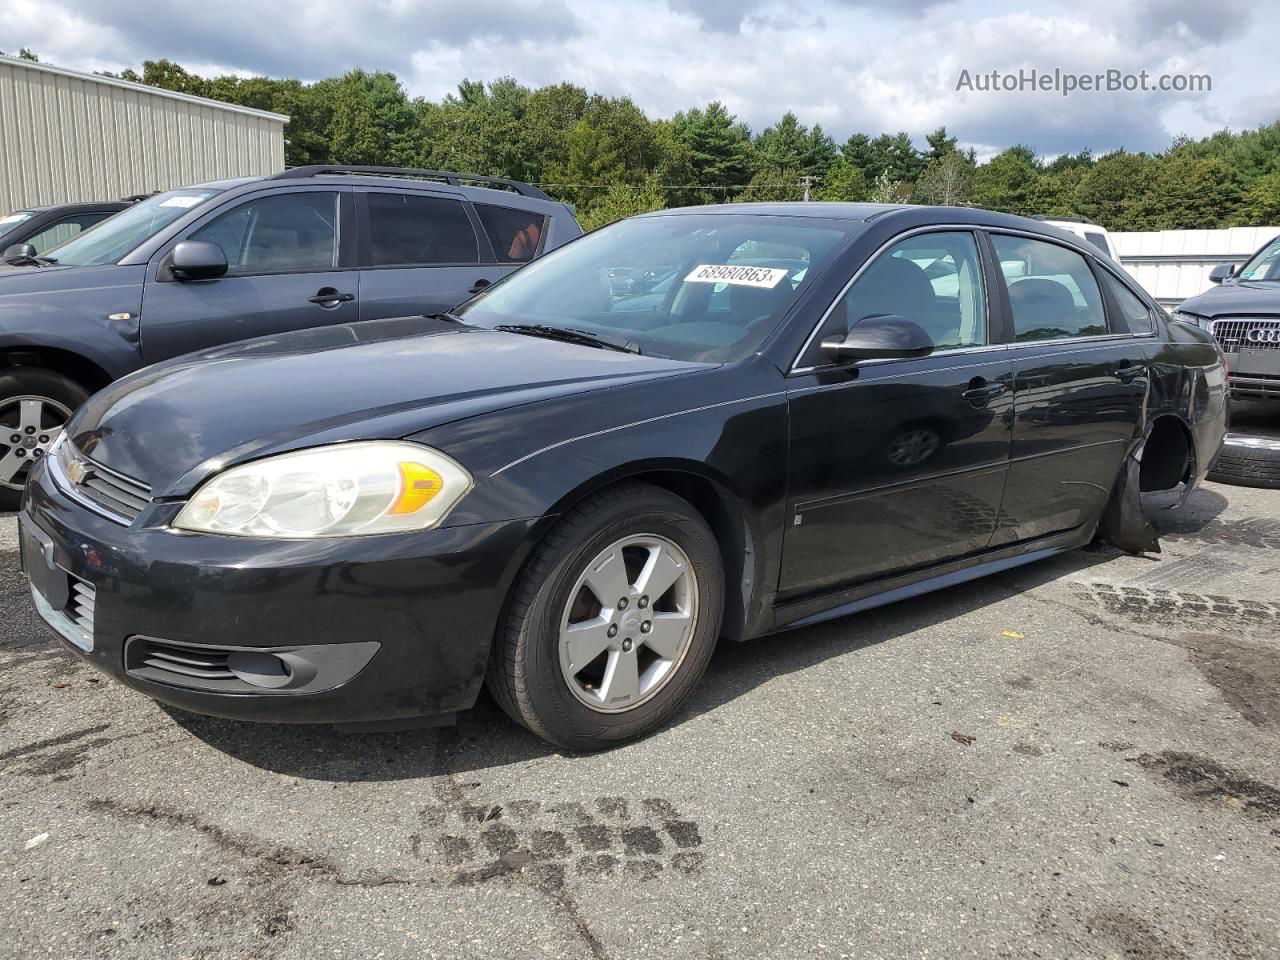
424;312;469;324
494;324;642;354
3;254;57;267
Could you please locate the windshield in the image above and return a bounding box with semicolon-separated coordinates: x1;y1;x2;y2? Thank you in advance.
456;214;855;362
42;188;225;266
1237;237;1280;281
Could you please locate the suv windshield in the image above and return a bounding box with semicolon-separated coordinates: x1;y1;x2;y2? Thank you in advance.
1237;237;1280;281
42;188;226;267
456;214;854;362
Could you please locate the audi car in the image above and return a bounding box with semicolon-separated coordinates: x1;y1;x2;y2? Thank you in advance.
1174;234;1280;402
20;203;1226;750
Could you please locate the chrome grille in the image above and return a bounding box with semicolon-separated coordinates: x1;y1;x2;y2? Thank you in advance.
55;442;152;522
1210;318;1280;352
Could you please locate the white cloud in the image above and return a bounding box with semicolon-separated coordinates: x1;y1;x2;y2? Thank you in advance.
1;0;1274;156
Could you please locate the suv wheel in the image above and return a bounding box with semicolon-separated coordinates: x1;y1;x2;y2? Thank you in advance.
0;369;89;510
487;483;724;750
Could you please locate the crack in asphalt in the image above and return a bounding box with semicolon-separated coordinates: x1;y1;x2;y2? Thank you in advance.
85;797;417;889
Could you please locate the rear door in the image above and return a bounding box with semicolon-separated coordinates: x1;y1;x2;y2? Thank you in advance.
988;231;1148;545
140;186;358;362
356;189;508;320
780;229;1013;599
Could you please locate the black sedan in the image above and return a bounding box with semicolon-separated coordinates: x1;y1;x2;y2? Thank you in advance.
0;198;142;262
18;203;1227;750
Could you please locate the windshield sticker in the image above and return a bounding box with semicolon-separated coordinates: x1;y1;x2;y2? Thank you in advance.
158;195;208;208
0;213;34;225
684;264;790;288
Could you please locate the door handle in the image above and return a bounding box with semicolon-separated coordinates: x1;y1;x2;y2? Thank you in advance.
309;288;355;305
1114;361;1146;382
468;278;492;295
961;379;1007;406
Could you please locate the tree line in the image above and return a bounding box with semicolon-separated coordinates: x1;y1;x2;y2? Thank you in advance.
105;60;1280;232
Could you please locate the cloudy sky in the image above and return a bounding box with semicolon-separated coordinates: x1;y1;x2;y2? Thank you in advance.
2;0;1274;158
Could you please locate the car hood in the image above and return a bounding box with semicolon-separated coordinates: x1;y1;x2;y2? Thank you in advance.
1179;280;1280;318
69;316;707;497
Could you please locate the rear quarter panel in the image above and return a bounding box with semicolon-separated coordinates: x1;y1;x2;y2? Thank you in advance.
1145;318;1228;480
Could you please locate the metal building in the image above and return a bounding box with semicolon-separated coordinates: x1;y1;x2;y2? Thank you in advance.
0;55;288;213
1113;226;1280;307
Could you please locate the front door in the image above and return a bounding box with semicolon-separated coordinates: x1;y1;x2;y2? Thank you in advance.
780;230;1013;600
987;232;1148;545
140;187;359;363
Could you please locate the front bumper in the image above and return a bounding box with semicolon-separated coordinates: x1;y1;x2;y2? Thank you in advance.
20;460;538;725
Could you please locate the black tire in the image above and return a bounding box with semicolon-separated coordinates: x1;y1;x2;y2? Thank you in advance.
0;368;89;511
486;482;724;751
1207;435;1280;489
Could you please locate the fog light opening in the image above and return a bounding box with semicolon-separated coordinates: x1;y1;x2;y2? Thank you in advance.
226;651;294;689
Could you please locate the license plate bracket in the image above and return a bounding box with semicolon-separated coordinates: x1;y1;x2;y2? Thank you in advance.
19;515;70;611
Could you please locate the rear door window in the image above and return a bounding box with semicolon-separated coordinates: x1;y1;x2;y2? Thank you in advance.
992;234;1107;342
1099;269;1155;334
475;204;546;263
364;193;479;266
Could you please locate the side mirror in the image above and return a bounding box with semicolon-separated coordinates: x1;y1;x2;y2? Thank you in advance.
821;314;935;363
3;242;37;262
170;241;228;280
1209;263;1235;284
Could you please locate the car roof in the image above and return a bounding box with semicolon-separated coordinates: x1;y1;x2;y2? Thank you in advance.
635;202;1104;238
646;202;912;221
14;200;132;215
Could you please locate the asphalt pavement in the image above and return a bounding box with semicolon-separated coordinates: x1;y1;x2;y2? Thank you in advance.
2;482;1278;960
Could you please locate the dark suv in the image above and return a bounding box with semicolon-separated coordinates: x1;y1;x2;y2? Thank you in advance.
0;166;580;507
1173;234;1280;487
1174;234;1280;402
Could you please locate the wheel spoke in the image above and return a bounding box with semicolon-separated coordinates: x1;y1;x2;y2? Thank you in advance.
17;399;44;433
0;448;26;484
581;544;632;606
635;543;685;602
599;649;639;705
563;616;615;671
642;612;692;659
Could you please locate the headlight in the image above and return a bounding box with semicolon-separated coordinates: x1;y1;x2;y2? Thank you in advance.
173;441;472;538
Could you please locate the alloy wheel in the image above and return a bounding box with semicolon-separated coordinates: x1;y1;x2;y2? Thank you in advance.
558;533;699;713
0;395;71;491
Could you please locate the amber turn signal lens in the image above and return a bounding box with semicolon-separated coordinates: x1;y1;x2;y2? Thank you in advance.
388;461;444;515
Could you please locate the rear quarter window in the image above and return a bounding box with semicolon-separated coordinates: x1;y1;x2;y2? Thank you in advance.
475;204;547;263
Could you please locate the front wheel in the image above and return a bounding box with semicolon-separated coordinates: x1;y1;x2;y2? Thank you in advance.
0;368;89;511
486;483;724;750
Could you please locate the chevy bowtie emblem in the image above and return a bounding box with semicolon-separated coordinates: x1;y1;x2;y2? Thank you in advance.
65;458;90;486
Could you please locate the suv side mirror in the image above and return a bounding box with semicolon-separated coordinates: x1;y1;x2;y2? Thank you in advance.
170;241;228;280
1209;263;1235;284
821;314;935;363
2;242;37;262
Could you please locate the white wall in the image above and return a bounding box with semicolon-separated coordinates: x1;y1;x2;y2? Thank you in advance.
1112;226;1280;307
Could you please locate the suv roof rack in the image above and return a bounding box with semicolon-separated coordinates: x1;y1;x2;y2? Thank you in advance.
271;165;553;201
